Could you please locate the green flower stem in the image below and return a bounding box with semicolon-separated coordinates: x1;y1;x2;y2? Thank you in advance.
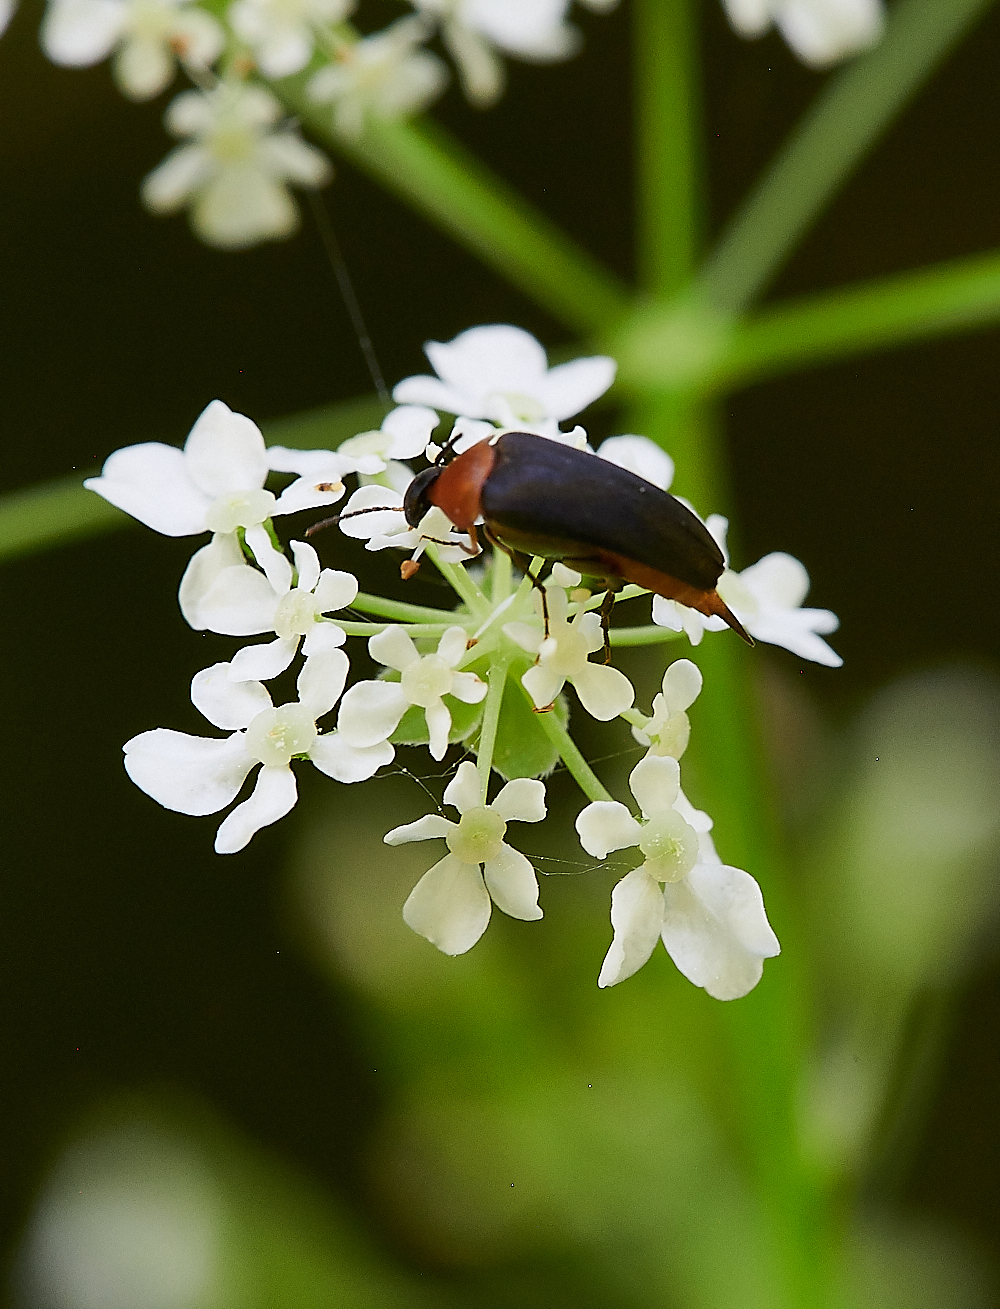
425;546;491;619
608;625;683;647
490;548;512;605
351;592;465;624
635;0;702;297
337;621;458;638
699;0;997;314
721;245;1000;382
276;82;631;336
522;687;614;803
476;653;514;803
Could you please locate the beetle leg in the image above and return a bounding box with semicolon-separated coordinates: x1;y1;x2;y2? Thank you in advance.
599;580;624;663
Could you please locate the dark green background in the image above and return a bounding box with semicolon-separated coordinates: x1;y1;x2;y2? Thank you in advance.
1;0;998;1297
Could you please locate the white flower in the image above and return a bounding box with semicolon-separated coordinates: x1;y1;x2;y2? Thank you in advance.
576;755;780;999
41;0;223;100
142;81;331;250
393;324;616;430
652;517;842;666
264;440;382;511
384;759;546;954
0;0;16;37
336;484;473;564
411;0;579;106
597;434;674;491
85;400;347;539
307;16;448;138
722;0;883;67
631;658;702;758
504;565;634;721
228;0;352;77
337;405;440;465
181;532;358;680
338;626;487;761
123;653;392;854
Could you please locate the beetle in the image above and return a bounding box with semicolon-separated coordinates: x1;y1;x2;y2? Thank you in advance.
400;431;751;648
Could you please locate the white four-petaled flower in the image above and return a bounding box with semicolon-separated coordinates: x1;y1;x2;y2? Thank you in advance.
504;566;635;721
385;759;546;953
307;16;449;138
409;0;579;106
393;324;616;432
338;625;487;761
142;82;331;250
631;658;702;759
123;652;392;853
229;0;353;77
576;755;780;999
722;0;883;67
41;0;223;100
337;484;473;563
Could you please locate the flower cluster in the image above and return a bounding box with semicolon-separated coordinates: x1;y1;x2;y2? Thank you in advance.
19;0;884;249
87;323;842;998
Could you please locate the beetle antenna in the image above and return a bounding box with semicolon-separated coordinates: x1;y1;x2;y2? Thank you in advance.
305;504;405;538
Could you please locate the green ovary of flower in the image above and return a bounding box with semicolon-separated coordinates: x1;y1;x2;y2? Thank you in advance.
491;391;546;424
274;589;318;639
245;705;317;766
544;627;589;675
205;488;275;533
129;0;174;40
401;655;453;708
447;807;507;865
638;811;699;883
209;127;257;164
649;711;691;759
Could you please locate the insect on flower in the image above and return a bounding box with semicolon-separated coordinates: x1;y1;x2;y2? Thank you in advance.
328;431;753;648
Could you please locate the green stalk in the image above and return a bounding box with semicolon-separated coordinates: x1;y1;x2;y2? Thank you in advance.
337;621;456;638
425;546;491;619
523;688;613;803
699;0;997;313
609;625;683;647
277;82;631;336
476;653;513;802
351;592;468;624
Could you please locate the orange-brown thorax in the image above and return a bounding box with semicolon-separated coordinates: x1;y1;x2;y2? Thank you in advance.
428;440;496;529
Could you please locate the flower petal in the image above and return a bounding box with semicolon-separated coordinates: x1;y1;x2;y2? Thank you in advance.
272;475;346;516
290;539;321;593
402;854;492;955
628;753;680;819
492;777;546;823
313;567;358;612
502;621;543;655
661;864;780;1001
191;663;271;729
178;532;246;629
228;637;299;682
187;563;279;637
442;760;481;814
484;845;542;920
598;435;674;490
520;662;565;711
214;764;298;854
301;622;346;656
535;355;617;420
742;551;811;609
337;680;409;747
245;525;293;594
296;648;349;718
369;624;419;672
384;814;455;844
570;661;635;721
425;698;453;761
598;866;665;988
42;0;125;65
141;143;215;213
381;404;439;458
123;728;254;815
308;733;394;783
662;658;702;712
437;625;469;668
449;671;488;705
183;399;268;498
575;801;642;859
337;485;405;539
84;442;208;536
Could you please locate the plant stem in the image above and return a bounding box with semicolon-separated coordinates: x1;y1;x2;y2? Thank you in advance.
523;689;614;803
476;653;513;802
337;621;457;637
609;625;683;646
699;0;997;314
490;548;512;605
352;592;467;624
426;547;491;619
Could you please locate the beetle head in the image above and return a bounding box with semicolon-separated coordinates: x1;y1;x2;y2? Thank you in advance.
403;464;442;528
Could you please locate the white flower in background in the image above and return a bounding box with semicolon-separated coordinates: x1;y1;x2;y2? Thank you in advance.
632;658;702;759
142;81;331;250
597;434;674;491
337;404;440;482
411;0;579;107
182;532;357;680
229;0;352;78
385;760;546;954
264;441;383;511
124;653;392;853
504;565;634;721
337;484;473;564
652;516;842;665
576;755;780;999
337;626;487;761
85;400;345;539
307;16;448;138
1;0;16;36
41;0;223;100
722;0;883;67
393;324;616;431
